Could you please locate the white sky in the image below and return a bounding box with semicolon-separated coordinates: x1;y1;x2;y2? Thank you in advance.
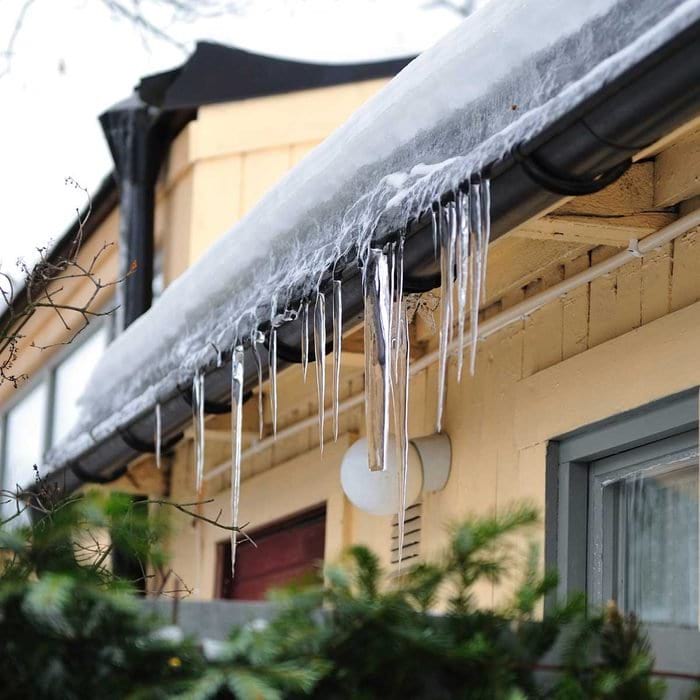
0;0;464;278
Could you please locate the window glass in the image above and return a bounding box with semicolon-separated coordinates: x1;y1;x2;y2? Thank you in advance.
4;381;48;493
588;438;700;629
610;460;698;627
52;328;107;444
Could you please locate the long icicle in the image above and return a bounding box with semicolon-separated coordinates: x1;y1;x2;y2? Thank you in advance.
230;345;245;579
469;179;483;377
332;280;342;442
192;370;205;494
436;203;456;433
252;330;265;439
314;290;327;452
395;302;410;573
389;235;409;572
446;201;457;347
456;188;470;382
480;177;491;291
389;235;405;383
269;328;278;437
155;402;162;470
301;300;310;383
430;204;439;258
364;248;392;471
387;242;396;356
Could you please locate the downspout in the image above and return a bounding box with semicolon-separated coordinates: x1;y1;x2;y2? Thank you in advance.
99;95;162;329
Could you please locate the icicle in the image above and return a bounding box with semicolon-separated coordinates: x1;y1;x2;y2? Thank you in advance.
469;180;483;377
364;248;392;471
436;203;456;433
192;370;205;494
430;204;439;258
314;290;327;452
269;328;278;437
269;297;279;437
332;280;342;442
230;345;245;579
155;402;162;470
251;330;265;439
456;189;470;382
446;202;457;347
194;519;202;597
301;300;310;383
387;235;406;384
388;242;396;351
394;235;405;339
394;303;410;573
480;177;491;291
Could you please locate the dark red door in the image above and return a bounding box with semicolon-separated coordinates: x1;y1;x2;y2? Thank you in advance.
217;505;326;600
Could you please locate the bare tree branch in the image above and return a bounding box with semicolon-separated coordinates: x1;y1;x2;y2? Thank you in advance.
0;178;131;386
422;0;476;16
0;0;37;78
2;0;253;75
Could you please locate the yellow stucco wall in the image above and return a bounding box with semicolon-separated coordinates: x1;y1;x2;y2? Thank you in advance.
158;79;390;282
165;218;700;603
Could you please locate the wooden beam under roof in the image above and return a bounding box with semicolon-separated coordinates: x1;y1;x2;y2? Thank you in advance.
510;161;677;247
654;128;700;207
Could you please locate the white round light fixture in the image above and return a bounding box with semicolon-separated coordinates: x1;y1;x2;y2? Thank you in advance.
340;434;451;516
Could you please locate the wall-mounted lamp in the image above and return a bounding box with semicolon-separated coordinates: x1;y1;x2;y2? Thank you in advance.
340;434;451;516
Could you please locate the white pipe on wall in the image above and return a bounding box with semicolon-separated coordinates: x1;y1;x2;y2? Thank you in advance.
203;207;700;483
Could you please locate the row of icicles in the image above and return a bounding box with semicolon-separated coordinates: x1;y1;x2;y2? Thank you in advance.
152;176;491;580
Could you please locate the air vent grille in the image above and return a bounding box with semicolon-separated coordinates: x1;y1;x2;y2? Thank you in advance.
391;502;421;567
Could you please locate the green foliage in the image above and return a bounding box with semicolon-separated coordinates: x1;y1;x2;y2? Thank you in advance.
186;505;664;700
0;493;668;699
551;603;666;700
0;489;202;699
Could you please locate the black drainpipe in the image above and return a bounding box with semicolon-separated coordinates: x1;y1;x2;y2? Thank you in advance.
99;95;163;329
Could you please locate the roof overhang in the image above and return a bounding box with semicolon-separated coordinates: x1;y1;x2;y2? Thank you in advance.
43;0;700;491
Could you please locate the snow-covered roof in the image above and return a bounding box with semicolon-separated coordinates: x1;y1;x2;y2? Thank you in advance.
48;0;700;470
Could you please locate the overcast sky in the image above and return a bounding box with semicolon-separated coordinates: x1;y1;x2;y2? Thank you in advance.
0;0;465;278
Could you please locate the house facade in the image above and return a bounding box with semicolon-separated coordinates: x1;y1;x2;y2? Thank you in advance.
3;0;700;684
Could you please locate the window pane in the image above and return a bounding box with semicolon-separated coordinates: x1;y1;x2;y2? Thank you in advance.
4;381;48;492
612;462;699;627
52;328;107;444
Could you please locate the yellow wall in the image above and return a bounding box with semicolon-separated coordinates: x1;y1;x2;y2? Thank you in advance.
164;174;700;603
158;79;390;282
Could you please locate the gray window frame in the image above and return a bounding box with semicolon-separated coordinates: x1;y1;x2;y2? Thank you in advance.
547;388;700;686
587;431;697;618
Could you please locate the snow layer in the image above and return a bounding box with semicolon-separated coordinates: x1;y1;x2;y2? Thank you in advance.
48;0;700;469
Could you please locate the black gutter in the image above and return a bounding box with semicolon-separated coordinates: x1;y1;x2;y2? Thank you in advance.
53;16;700;492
